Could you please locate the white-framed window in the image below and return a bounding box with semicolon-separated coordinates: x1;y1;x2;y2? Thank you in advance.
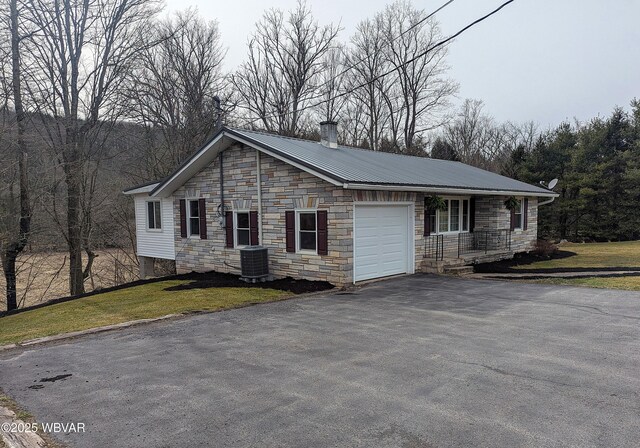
514;199;523;230
187;199;200;237
433;197;471;234
146;201;161;230
234;211;250;247
296;210;317;253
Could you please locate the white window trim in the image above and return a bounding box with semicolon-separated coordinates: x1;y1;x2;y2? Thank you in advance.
295;209;318;255
233;210;251;248
432;196;471;235
513;198;524;231
186;198;201;239
145;200;162;232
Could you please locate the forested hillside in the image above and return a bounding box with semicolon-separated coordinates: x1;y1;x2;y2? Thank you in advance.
430;100;640;242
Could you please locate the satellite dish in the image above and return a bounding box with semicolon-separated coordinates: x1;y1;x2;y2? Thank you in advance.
548;178;558;190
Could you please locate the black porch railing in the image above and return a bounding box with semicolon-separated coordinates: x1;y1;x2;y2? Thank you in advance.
458;229;511;257
424;234;444;261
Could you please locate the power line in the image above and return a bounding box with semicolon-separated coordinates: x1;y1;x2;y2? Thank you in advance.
315;0;456;99
232;0;516;126
231;0;457;123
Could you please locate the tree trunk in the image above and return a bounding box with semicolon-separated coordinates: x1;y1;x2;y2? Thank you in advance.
65;128;84;295
2;252;18;311
67;166;85;296
2;0;32;311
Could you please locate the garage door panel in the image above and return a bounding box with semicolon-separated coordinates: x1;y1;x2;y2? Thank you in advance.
354;205;411;282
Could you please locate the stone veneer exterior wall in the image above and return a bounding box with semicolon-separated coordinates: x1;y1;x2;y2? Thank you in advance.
174;144;353;286
474;195;538;253
172;143;537;286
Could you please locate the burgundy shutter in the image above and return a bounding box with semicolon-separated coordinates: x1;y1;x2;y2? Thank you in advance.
198;198;207;239
317;210;328;255
469;197;476;232
510;207;516;231
249;211;259;245
179;199;187;238
424;208;431;236
285;211;295;253
225;211;234;248
523;198;529;230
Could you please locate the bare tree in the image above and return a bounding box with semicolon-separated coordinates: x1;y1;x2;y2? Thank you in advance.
346;15;390;150
232;0;340;136
125;9;229;178
315;43;348;123
439;99;540;172
22;0;161;295
344;1;456;153
380;0;457;151
0;0;31;311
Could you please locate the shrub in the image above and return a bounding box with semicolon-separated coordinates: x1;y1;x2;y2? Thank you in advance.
533;239;558;258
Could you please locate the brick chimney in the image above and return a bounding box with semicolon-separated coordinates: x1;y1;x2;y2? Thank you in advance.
320;121;338;149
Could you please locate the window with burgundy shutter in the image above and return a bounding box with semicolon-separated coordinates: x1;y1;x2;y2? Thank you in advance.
179;200;187;238
317;210;328;255
523;198;529;230
285;211;295;253
235;211;250;246
469;197;476;232
250;211;259;245
424;208;430;236
225;211;234;248
297;211;317;252
198;198;207;239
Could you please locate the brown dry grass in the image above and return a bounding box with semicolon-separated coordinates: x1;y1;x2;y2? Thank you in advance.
0;249;138;311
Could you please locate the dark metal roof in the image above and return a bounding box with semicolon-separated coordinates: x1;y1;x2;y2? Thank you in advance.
122;179;162;193
229;128;554;195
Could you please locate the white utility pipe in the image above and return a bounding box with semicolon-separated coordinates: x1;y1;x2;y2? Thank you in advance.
256;149;263;243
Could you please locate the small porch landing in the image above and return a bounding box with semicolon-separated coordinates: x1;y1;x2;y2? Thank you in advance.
422;250;514;275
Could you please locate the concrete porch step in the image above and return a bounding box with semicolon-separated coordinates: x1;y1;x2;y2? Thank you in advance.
422;258;469;274
443;265;475;276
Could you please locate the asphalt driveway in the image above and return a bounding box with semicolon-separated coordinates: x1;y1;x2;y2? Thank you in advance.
1;275;640;447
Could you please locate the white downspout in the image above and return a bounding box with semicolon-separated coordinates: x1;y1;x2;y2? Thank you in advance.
538;197;555;206
256;149;263;243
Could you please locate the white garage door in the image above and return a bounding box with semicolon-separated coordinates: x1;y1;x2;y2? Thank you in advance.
354;204;412;282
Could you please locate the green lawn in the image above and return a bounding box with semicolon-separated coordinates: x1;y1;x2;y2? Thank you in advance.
514;240;640;270
0;280;290;346
513;240;640;291
529;276;640;291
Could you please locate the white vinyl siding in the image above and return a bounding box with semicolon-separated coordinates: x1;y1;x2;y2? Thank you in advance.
134;194;176;260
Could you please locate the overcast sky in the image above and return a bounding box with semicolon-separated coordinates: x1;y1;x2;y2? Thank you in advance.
163;0;640;129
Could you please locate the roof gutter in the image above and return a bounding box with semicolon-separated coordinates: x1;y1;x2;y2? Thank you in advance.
342;183;559;198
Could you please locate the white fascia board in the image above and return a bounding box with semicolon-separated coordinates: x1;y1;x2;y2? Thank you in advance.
122;183;159;195
150;132;227;198
229;134;344;187
343;183;559;198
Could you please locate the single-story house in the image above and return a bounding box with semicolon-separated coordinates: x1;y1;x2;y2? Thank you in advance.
124;122;558;286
